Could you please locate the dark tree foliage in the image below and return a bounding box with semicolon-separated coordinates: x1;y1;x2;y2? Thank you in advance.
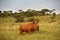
0;11;2;13
0;9;56;22
40;9;49;15
53;13;56;17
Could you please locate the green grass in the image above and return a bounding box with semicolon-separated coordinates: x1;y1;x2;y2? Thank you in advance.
0;15;60;40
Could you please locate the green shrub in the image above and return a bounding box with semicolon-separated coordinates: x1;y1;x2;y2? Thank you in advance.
15;16;24;22
27;17;39;22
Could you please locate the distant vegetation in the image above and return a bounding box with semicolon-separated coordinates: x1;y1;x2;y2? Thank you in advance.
0;9;57;22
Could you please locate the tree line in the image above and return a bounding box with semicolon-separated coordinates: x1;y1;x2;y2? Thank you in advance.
0;9;56;22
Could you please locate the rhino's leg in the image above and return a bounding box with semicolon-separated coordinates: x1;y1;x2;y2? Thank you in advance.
28;29;33;34
37;26;39;31
31;28;35;32
20;30;24;35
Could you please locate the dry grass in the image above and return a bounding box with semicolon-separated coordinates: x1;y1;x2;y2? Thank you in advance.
0;16;60;40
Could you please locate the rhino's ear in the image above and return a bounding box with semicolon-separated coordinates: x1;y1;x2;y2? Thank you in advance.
32;21;38;24
32;21;35;24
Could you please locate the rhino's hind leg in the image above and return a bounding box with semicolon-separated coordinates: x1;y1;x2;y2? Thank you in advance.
20;30;24;35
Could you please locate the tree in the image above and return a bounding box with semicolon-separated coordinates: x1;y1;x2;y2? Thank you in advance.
53;12;56;17
15;14;24;22
18;10;24;13
0;11;2;17
3;11;11;17
40;9;49;15
41;9;49;12
25;9;33;17
49;9;55;14
0;11;2;13
8;10;12;13
39;11;45;16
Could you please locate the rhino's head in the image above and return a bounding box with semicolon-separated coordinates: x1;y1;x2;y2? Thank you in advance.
32;21;39;31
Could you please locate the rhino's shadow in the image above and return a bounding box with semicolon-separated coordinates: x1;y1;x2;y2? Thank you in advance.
19;30;47;35
34;30;47;34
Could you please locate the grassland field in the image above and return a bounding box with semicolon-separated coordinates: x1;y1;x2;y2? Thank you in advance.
0;15;60;40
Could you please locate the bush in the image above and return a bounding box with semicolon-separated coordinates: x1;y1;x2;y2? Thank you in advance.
27;17;39;22
49;16;56;23
15;15;24;22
